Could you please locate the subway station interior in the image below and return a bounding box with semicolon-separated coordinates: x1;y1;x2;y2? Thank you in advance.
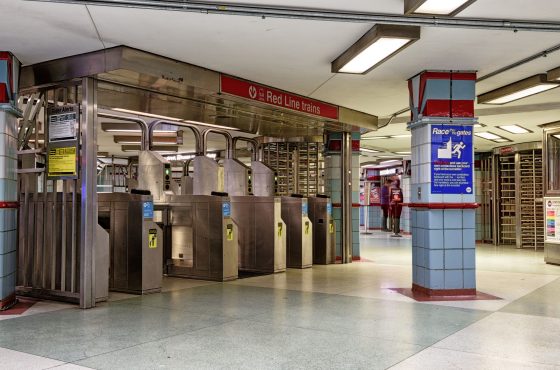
1;0;560;369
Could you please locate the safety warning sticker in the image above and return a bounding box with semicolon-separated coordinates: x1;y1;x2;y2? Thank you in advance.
48;146;77;178
148;229;158;249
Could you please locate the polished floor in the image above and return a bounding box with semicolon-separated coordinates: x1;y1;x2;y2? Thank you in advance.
1;233;559;369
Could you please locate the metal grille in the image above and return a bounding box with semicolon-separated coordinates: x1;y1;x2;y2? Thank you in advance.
262;142;324;197
479;154;493;243
497;154;516;245
518;150;544;249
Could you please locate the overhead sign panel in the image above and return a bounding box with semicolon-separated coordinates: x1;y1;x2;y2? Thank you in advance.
220;74;339;120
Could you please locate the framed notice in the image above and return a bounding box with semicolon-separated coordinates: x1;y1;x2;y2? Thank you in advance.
48;105;78;142
545;197;560;244
431;125;474;195
47;145;78;179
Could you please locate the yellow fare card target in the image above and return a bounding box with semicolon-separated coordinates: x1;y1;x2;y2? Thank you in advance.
148;229;158;249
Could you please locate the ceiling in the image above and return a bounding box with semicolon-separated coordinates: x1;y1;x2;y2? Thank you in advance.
3;0;560;162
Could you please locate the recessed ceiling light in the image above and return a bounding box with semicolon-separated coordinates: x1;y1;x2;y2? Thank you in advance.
332;24;420;74
391;134;412;138
362;136;390;140
493;138;510;143
478;74;559;105
361;148;381;153
395;151;411;154
378;155;399;159
473;123;486;128
404;0;477;16
498;125;532;134
553;134;560;140
474;132;503;141
380;159;402;164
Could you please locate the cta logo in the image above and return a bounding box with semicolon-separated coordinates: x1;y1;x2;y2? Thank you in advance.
248;85;257;99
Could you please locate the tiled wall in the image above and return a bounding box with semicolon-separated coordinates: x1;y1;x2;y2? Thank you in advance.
324;147;361;258
411;208;476;289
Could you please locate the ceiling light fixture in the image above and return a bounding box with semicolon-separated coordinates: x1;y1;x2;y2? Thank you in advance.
404;0;477;16
548;66;560;82
395;151;411;154
361;136;390;140
473;123;486;128
332;24;420;74
361;148;381;153
478;74;559;105
111;109;240;131
391;134;412;138
380;159;402;164
474;132;511;143
498;125;532;134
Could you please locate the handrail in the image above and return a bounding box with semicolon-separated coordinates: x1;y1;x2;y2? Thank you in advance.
182;159;193;176
201;128;233;158
98;111;150;151
232;137;259;161
149;120;202;154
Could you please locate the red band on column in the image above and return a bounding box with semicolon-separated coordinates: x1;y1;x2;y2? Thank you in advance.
408;203;478;209
0;201;18;209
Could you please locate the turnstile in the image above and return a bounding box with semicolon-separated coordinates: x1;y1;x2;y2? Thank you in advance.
281;196;313;269
157;195;238;281
308;196;336;265
98;192;163;294
231;196;286;274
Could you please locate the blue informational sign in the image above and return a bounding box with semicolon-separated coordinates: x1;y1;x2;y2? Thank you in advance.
327;202;332;216
302;201;308;217
222;202;231;217
143;201;154;219
431;125;474;194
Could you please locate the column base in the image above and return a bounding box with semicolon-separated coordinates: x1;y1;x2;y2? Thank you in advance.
412;283;476;297
0;293;17;311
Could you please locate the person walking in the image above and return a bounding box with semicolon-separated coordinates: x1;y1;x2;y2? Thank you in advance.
380;179;392;232
390;179;404;237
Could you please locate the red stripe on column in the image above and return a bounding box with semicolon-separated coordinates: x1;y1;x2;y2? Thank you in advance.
408;203;478;209
0;202;18;209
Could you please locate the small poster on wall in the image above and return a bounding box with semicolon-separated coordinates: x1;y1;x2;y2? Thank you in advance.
545;198;560;244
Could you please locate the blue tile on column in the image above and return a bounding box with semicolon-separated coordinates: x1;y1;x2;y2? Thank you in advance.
444;249;463;269
444;229;462;249
463;269;476;289
463;249;476;269
427;249;444;270
444;270;463;289
427;269;444;290
427;229;444;249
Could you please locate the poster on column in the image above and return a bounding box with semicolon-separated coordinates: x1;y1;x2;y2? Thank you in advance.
544;198;560;243
430;125;473;194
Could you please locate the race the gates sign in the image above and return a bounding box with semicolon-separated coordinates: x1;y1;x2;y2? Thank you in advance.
430;125;474;194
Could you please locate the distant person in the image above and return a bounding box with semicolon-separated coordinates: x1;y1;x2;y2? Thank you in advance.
380;179;393;232
390;179;404;237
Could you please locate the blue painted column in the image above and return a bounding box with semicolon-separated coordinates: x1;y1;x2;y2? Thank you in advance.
0;52;20;310
408;71;478;295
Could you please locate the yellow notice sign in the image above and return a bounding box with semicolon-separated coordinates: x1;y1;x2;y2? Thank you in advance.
48;146;77;177
226;224;234;241
305;221;310;235
148;229;158;249
277;222;283;237
329;221;335;234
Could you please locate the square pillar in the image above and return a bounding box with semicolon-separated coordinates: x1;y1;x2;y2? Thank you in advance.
0;52;20;310
408;71;478;296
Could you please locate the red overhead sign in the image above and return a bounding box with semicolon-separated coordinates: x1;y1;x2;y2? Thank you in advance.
220;74;339;120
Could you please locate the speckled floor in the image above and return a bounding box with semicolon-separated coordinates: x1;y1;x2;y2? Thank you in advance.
1;232;559;369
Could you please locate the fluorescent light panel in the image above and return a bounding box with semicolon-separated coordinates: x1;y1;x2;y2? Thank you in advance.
395;151;411;154
362;136;390;140
391;134;412;138
498;125;531;134
478;74;559;105
361;148;381;153
332;24;420;74
548;67;560;82
475;132;502;140
405;0;476;16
